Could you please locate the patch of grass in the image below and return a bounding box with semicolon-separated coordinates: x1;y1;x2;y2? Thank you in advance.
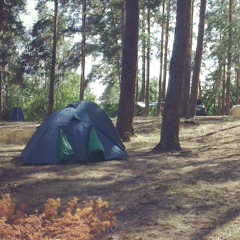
126;132;159;153
0;129;33;145
0;123;37;145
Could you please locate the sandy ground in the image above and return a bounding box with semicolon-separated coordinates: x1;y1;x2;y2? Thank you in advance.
1;116;240;239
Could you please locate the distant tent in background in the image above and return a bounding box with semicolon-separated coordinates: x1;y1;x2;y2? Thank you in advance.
230;105;240;117
22;101;129;165
11;107;25;122
135;101;158;116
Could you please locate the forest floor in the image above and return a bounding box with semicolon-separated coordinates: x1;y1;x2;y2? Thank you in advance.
1;116;240;239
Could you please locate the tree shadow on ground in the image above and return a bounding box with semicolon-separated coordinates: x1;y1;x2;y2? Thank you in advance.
2;118;240;239
191;208;240;240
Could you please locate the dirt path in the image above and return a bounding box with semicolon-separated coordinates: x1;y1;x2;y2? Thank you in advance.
1;116;240;239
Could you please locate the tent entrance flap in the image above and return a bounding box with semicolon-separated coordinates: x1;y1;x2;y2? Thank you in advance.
58;128;75;162
88;126;105;161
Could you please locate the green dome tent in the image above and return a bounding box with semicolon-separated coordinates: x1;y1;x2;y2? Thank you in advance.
21;101;129;165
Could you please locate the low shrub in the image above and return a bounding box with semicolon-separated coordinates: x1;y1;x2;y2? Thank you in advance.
0;194;116;240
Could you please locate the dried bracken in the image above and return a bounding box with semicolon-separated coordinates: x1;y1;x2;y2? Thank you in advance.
0;194;116;240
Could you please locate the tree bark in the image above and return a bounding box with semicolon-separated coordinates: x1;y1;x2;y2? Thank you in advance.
189;0;206;117
236;55;240;104
0;72;2;120
0;1;3;120
152;0;192;152
181;1;194;118
217;60;222;115
225;0;233;115
145;2;150;116
157;0;165;116
162;0;170;104
48;0;58;116
116;0;139;139
80;0;86;100
140;7;146;102
110;2;121;85
222;63;226;115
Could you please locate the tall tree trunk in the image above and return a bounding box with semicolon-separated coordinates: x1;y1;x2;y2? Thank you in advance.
152;0;192;152
157;0;165;116
189;0;206;117
225;0;233;115
80;0;86;100
145;2;150;116
110;4;121;84
48;0;58;116
0;1;3;120
217;31;223;115
0;72;2;120
162;0;170;103
222;63;226;115
140;7;146;102
181;0;194;118
217;61;222;115
116;0;139;140
236;55;240;104
139;8;146;116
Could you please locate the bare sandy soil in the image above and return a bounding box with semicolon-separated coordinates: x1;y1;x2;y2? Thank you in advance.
1;116;240;240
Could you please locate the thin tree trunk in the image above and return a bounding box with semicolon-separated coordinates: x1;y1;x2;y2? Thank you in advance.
236;55;240;104
0;1;3;120
140;7;146;102
198;80;202;99
162;0;170;103
189;0;206;117
110;5;121;84
222;63;226;115
121;0;126;44
0;72;2;120
157;0;165;116
80;0;86;100
217;62;222;115
225;0;233;115
217;30;223;115
145;2;150;116
48;0;58;116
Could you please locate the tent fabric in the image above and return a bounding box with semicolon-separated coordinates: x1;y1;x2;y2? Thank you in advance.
11;107;25;122
58;129;75;163
21;101;129;165
88;126;105;161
